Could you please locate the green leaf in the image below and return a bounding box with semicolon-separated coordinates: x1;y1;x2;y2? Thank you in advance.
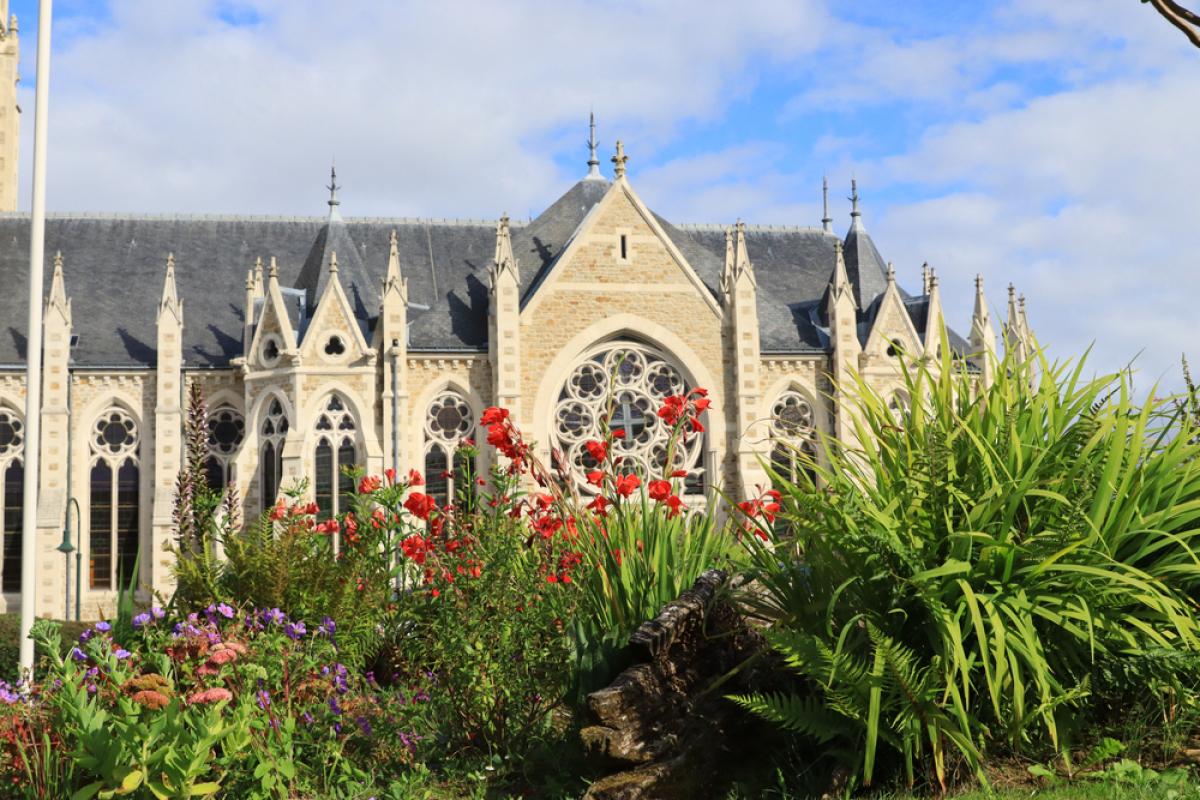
71;782;104;800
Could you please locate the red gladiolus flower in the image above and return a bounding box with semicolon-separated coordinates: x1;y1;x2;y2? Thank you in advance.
585;440;608;463
670;470;689;479
586;470;605;487
611;429;626;439
688;416;705;434
409;469;424;487
301;503;320;516
359;476;381;494
693;398;712;412
738;500;758;517
372;509;386;529
663;495;686;518
481;407;509;426
614;474;640;498
648;480;672;502
316;519;339;535
692;388;709;398
404;492;437;521
587;495;610;517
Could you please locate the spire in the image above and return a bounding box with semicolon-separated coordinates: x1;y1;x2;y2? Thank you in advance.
971;274;997;390
585;112;602;180
972;274;988;326
612;140;628;180
735;218;751;275
490;212;519;285
326;166;342;222
722;225;734;295
329;251;339;276
158;252;183;325
822;175;833;234
1018;294;1031;339
269;256;279;281
850;179;860;220
825;238;856;315
922;262;929;295
46;251;71;323
382;229;408;306
723;219;755;297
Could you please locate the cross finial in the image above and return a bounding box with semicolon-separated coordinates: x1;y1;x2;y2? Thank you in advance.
327;166;340;208
586;111;602;179
612;140;628;179
822;175;832;233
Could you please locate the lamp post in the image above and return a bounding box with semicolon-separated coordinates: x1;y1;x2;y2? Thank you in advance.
55;518;74;622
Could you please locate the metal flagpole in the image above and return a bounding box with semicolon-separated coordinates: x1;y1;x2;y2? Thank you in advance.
20;0;54;675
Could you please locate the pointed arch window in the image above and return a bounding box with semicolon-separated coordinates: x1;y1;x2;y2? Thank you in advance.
0;407;23;593
550;340;706;496
423;391;475;512
205;404;245;491
769;390;819;489
314;395;357;522
89;407;139;590
261;399;288;510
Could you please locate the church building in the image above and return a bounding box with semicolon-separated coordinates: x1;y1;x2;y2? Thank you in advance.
0;14;1030;618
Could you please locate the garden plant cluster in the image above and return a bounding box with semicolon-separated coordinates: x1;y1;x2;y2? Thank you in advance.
3;337;1200;799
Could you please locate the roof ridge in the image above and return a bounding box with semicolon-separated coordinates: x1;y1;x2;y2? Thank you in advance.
674;222;831;233
0;212;530;226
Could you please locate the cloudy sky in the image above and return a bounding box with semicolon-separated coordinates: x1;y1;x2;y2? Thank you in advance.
8;0;1199;393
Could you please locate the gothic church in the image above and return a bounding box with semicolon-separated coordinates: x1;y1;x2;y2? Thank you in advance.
0;14;1031;618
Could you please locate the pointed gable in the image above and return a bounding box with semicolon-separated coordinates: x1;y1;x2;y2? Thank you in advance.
300;252;370;362
520;176;723;320
249;258;299;369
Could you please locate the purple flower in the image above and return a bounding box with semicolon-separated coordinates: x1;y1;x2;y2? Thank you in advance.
114;650;132;660
257;690;270;709
284;622;306;641
263;608;285;626
329;697;342;715
318;617;336;636
132;613;151;629
94;622;111;633
79;630;92;643
303;711;313;725
151;607;165;620
87;684;97;694
357;716;371;735
217;603;235;619
71;647;87;661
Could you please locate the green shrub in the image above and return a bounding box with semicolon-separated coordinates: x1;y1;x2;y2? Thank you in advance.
733;331;1200;791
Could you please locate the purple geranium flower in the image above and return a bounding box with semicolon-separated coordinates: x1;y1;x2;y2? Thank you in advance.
151;607;165;620
284;622;306;641
132;613;151;629
217;603;235;619
114;649;131;660
71;647;87;661
94;622;111;633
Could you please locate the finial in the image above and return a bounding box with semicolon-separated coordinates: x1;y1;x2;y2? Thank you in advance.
329;251;339;274
975;273;983;291
1008;283;1015;299
886;261;895;283
585;111;602;179
921;262;929;294
822;175;832;233
9;15;16;34
612;140;628;180
849;179;860;217
54;250;63;269
269;256;279;280
245;270;254;290
1019;294;1026;311
929;267;938;289
500;212;510;232
167;252;176;270
327;166;340;208
389;230;399;252
835;238;843;256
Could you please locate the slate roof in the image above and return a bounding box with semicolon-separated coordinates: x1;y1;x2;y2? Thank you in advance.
0;177;960;369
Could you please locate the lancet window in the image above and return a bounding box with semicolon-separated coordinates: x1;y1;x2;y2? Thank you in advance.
314;395;357;521
260;398;288;510
0;406;23;593
205;404;245;491
89;406;139;590
769;390;818;488
423;391;475;511
550;340;705;496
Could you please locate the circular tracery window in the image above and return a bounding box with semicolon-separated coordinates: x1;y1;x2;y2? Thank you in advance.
427;393;473;443
94;408;138;457
0;410;22;456
770;390;818;487
551;340;703;494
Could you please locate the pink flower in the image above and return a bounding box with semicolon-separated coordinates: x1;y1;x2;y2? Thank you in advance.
189;687;233;705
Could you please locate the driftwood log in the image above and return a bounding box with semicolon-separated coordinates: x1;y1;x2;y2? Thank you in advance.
579;569;772;800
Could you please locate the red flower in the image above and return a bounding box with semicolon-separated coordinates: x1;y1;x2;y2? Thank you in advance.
372;509;386;529
648;480;672;502
614;474;640;498
409;469;425;487
316;519;339;535
301;503;320;516
663;495;686;518
384;468;397;485
535;493;553;512
611;429;626;439
404;492;437;521
670;470;689;479
586;470;605;487
586;495;610;517
693;398;712;412
269;500;286;521
481;407;509;426
691;388;709;398
585;440;608;463
358;476;381;494
688;416;705;434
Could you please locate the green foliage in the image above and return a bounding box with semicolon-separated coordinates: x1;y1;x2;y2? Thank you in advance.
736;330;1200;791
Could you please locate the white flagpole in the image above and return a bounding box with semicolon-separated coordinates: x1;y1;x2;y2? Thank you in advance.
20;0;54;675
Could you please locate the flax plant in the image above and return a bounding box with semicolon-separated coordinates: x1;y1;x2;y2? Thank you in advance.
734;330;1200;791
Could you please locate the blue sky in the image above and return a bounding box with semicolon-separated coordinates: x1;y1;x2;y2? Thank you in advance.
6;0;1200;391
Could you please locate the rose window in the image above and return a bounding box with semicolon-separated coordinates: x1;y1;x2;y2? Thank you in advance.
551;341;704;495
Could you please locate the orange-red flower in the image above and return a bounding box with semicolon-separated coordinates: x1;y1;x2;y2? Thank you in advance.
648;480;671;501
481;407;509;426
614;474;640;498
585;440;608;463
409;469;425;486
358;476;381;494
404;492;437;521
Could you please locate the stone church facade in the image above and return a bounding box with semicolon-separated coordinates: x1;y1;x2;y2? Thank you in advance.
0;18;1031;619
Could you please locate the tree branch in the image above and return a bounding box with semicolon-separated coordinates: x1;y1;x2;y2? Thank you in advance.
1145;0;1200;48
